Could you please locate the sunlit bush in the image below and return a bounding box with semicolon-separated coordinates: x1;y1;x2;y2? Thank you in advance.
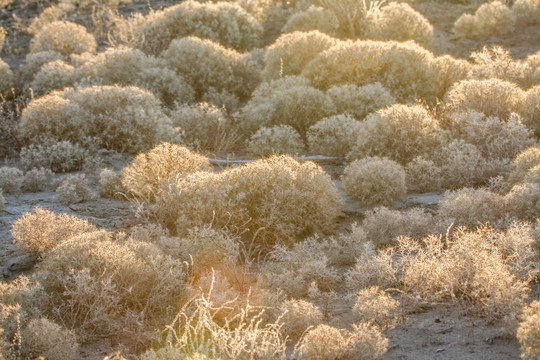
520;85;540;136
435;55;471;99
513;0;540;25
405;156;442;193
517;300;540;360
508;147;540;185
0;167;23;194
22;168;52;192
98;168;123;199
353;287;400;330
56;174;93;205
505;182;540;221
0;58;13;96
20;140;88;173
281;6;340;36
307;115;362;157
453;1;515;37
326;82;396;120
247;125;305;156
19;50;66;87
22;318;79;360
278;299;323;342
29;21;96;56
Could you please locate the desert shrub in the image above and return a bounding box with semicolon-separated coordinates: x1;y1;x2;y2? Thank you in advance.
367;2;433;47
247;125;305;156
263;30;337;80
19;51;66;86
513;0;540;25
345;323;389;360
0;26;4;49
20;140;88;173
517;300;540;360
447;111;535;160
307;115;362;157
170;103;238;151
444;78;525;120
405;156;443;193
18;85;179;152
155;155;342;247
435;55;471;99
437;188;507;229
362;207;434;247
160;36;260;100
349;104;444;164
508;147;540;185
453;1;515;37
29;21;96;56
22;318;79;360
0;167;23;194
302;39;439;102
36;230;189;348
342;157;407;206
278;299;323;342
281;6;339;35
0;58;13;96
97;168;122;198
11;207;95;259
22;168;52;192
240;79;336;136
326;82;396;120
0;190;4;211
56;174;93;205
523;164;540;184
135;0;262;55
519;85;540;136
121;143;211;201
505;182;540;221
353;287;399;330
30;59;76;96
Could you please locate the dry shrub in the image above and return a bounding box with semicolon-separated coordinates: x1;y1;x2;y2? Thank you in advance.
435;55;471;99
453;1;515;37
56;174;93;205
517;300;540;360
281;6;340;35
513;0;540;25
263;30;337;81
18;85;179;152
22;168;52;192
405;156;442;193
0;190;4;211
437;187;507;229
29;21;96;56
307;115;362;158
508;147;540;185
20;140;88;173
0;58;13;96
353;287;400;330
362;206;434;248
30;59;75;96
349;104;444;164
367;2;433;47
345;323;389;360
444;78;525;120
155;155;342;246
278;299;323;342
302;39;439;102
342;157;407;206
22;318;79;360
121;143;211;201
160;36;260;100
36;230;189;348
19;51;66;87
0;167;23;194
170;103;238;152
247;125;305;156
134;0;261;55
241;78;336;137
98;168;122;198
327;82;396;120
11;207;95;259
520;85;540;136
505;182;540;221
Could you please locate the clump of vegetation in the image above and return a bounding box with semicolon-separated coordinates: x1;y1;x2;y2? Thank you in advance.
0;58;13;97
22;167;52;192
22;318;79;360
453;1;515;37
326;82;396;120
29;21;97;56
278;299;323;342
0;189;5;211
517;300;540;360
56;174;93;205
247;125;305;156
307;114;362;157
20;140;89;173
97;168;123;199
0;167;23;194
352;286;400;329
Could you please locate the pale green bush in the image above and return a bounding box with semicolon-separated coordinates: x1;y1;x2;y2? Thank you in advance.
302;39;439;102
519;85;540;136
517;300;540;360
281;6;340;35
56;174;93;205
508;147;540;185
326;82;396;120
134;0;262;54
513;0;540;25
0;167;23;194
307;114;362;157
263;30;337;80
247;125;305;156
11;207;95;259
154;155;342;246
121;143;211;201
18;85;179;152
30;21;96;56
505;182;540;221
36;230;189;347
435;55;471;99
20;140;88;173
349;104;444;164
22;168;52;192
342;157;407;206
405;156;442;192
453;1;515;37
0;58;13;96
22;318;79;360
278;299;323;342
353;287;400;330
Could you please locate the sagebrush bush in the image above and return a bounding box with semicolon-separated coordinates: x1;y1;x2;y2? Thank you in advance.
135;0;262;54
36;230;189;348
281;6;340;36
97;168;122;198
453;1;515;37
19;50;66;86
349;104;444;164
302;39;439;102
22;318;79;360
0;190;4;211
247;125;305;156
435;55;471;99
30;59;75;96
508;147;540;185
505;182;540;221
0;58;13;96
18;85;180;152
22;168;52;192
20;140;88;173
278;299;323;342
353;287;400;330
263;30;337;81
56;174;93;205
517;300;540;360
405;156;442;193
11;207;95;259
0;167;23;194
170;103;238;151
327;82;396;120
342;157;407;206
154;155;342;246
121;143;211;201
513;0;540;25
29;21;97;56
307;115;362;158
520;85;540;136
